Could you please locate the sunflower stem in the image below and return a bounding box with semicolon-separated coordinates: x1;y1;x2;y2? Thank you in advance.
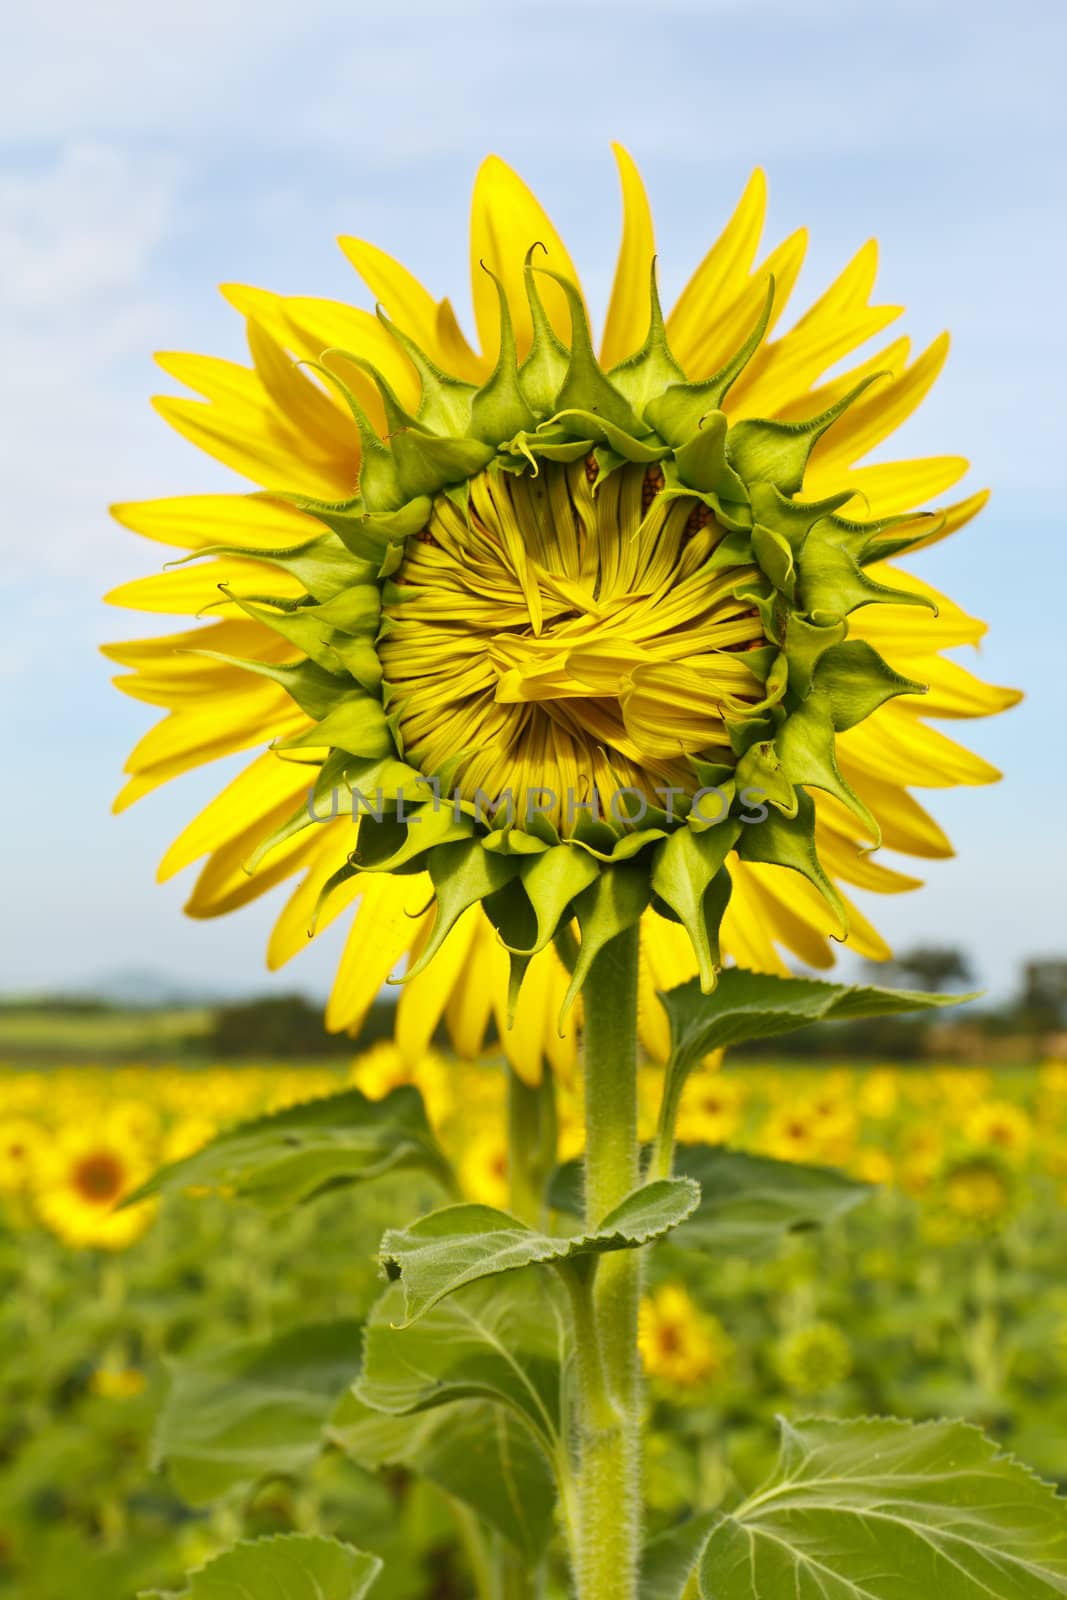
574;925;642;1600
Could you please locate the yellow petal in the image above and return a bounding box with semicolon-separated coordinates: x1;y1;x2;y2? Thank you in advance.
325;875;431;1034
469;154;583;360
105;559;304;615
805;455;969;516
599;144;656;369
833;770;953;860
894;658;1022;720
268;828;363;969
719;861;791;974
810;333;950;473
667;170;766;371
158;750;309;881
110;493;319;552
396;911;480;1064
839;712;1001;788
685;227;808;383
185;809;318;919
152;395;350;499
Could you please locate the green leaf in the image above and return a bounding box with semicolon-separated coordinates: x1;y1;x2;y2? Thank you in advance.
672;1146;871;1260
642;1511;719;1600
330;1392;556;1562
380;1178;700;1322
660;967;967;1073
699;1416;1067;1600
356;1271;566;1450
155;1320;362;1505
551;1146;868;1259
152;1533;381;1600
124;1086;453;1212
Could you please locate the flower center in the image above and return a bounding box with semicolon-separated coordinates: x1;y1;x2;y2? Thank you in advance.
72;1152;125;1204
380;460;768;835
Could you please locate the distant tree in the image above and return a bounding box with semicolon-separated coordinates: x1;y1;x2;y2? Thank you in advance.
867;945;975;993
201;993;392;1058
1019;959;1067;1029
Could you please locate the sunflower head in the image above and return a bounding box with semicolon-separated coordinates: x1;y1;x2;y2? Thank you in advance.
192;251;944;1016
108;152;1020;1068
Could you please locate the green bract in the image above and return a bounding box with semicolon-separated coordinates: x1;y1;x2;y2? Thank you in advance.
184;258;938;1004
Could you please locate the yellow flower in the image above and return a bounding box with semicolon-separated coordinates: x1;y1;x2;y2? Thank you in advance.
457;1128;510;1208
963;1099;1033;1164
639;1283;733;1390
162;1115;218;1164
34;1128;155;1251
89;1366;147;1400
760;1103;823;1164
852;1146;894;1186
349;1040;453;1128
107;150;1017;1076
676;1071;744;1145
0;1116;46;1193
928;1152;1017;1237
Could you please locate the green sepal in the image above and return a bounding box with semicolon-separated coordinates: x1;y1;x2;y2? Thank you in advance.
307;583;380;636
306;357;404;512
517;247;570;414
511;845;601;954
746;482;854;552
180;522;371;601
220;591;347;675
273;491;430;566
403;841;522;981
812;640;927;730
734;741;797;818
726;373;884;495
191;650;349;722
354;799;472;876
607;260;686;411
545;409;667;463
503;431;594;471
798;518;939;617
374;307;476;436
650;822;741;990
774;695;879;841
644;277;776;445
280;693;394;760
469;266;538;443
537;267;645;436
673;411;749;505
782;610;849;696
561;863;651;1023
737;789;848;936
751;521;796;599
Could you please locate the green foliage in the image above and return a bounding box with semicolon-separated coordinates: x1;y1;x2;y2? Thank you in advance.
378;1178;699;1322
151;1533;381;1600
660;969;967;1072
698;1416;1067;1599
155;1320;363;1504
125;1086;454;1211
672;1147;871;1260
331;1393;558;1562
203;994;357;1057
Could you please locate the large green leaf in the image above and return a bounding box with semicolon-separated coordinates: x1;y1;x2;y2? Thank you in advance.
330;1392;557;1562
673;1146;871;1259
356;1272;566;1450
699;1417;1067;1599
124;1086;453;1211
661;968;966;1070
551;1147;870;1260
380;1178;699;1322
642;1511;719;1599
148;1533;380;1600
155;1320;362;1504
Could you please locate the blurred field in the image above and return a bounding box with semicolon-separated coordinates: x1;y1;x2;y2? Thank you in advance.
2;1050;1065;1598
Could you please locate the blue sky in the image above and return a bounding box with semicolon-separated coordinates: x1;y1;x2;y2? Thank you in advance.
2;0;1064;1000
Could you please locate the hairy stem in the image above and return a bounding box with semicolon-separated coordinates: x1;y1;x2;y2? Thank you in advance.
575;925;642;1600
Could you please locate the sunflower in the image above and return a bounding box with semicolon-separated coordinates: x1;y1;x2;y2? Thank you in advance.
107;148;1018;1079
34;1128;155;1250
639;1283;733;1390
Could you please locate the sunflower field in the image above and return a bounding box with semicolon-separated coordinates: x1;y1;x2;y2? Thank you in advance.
2;1047;1065;1599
